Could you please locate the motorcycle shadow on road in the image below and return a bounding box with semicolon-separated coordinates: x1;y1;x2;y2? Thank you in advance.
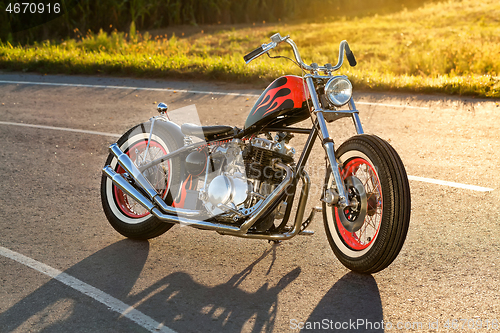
0;239;300;333
302;272;384;333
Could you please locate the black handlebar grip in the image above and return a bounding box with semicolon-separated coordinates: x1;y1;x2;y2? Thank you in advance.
244;46;264;63
344;43;357;67
346;50;357;67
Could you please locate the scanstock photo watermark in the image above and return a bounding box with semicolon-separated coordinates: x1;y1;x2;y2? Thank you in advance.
289;318;499;330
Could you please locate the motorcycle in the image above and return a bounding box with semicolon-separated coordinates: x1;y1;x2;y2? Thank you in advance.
101;33;411;274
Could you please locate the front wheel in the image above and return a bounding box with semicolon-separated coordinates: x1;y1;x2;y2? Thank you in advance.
323;134;411;274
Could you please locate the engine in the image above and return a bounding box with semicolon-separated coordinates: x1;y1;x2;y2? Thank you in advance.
242;137;294;184
195;135;295;227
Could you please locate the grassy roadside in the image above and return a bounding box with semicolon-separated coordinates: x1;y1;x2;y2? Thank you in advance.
1;0;500;97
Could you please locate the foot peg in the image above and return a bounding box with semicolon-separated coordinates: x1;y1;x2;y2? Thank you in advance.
299;207;322;235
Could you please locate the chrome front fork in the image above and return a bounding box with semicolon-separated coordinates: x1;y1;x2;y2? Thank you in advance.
318;112;349;207
305;76;364;208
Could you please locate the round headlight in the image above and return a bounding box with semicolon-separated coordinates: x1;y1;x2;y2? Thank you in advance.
325;77;352;107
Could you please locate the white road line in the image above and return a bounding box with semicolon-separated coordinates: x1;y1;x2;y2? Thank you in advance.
0;121;121;138
0;246;177;333
0;80;430;109
0;80;259;97
0;120;493;192
407;175;494;192
356;101;429;110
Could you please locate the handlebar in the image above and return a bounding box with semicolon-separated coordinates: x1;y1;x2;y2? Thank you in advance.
243;33;286;64
243;33;357;73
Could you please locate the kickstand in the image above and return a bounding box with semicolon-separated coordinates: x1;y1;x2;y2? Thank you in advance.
299;206;322;235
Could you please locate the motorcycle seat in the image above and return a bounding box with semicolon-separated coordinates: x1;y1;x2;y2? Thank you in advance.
181;123;234;141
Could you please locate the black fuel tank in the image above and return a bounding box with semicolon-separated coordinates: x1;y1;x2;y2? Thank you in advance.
244;75;310;130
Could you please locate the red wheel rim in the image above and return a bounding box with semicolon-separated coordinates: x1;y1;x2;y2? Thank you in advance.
335;158;383;250
113;140;170;218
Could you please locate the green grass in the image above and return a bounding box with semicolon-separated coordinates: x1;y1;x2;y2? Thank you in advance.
1;0;500;97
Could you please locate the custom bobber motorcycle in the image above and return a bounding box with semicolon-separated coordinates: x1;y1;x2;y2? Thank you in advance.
101;33;410;273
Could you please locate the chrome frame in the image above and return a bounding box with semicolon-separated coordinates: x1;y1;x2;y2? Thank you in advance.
142;116;156;164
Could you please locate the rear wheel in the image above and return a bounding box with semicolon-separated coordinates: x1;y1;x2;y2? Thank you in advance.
101;122;183;239
323;134;411;273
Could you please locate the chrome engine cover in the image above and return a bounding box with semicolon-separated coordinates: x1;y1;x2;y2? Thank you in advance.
207;174;249;208
201;140;252;218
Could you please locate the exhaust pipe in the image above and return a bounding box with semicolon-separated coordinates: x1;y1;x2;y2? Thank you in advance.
237;161;294;233
103;165;241;232
109;144;158;201
220;169;310;240
149;161;295;234
103;143;297;236
108;143;201;218
103;166;155;212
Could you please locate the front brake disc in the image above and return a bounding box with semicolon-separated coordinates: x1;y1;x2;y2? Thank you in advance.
338;176;367;233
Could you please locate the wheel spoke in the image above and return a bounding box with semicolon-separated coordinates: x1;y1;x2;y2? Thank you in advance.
336;157;383;250
358;224;368;244
369;172;381;192
367;214;377;229
114;140;169;218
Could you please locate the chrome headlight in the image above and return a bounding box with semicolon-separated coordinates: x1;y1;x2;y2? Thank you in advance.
325;77;352;107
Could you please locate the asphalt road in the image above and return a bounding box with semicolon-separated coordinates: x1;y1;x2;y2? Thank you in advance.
0;72;499;333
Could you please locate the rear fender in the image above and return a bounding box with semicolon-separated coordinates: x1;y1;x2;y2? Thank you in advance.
155;119;185;148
